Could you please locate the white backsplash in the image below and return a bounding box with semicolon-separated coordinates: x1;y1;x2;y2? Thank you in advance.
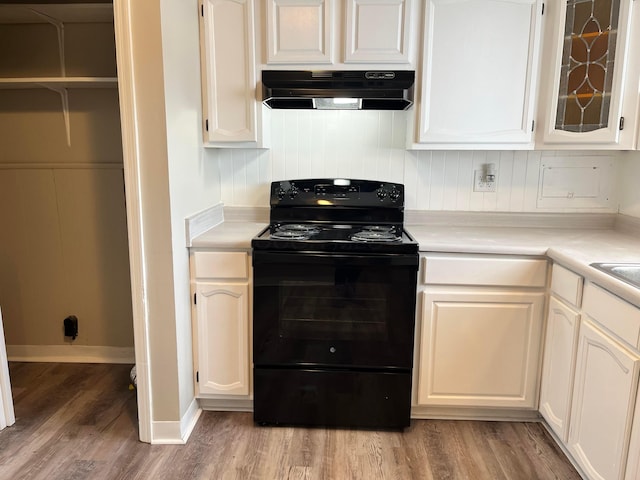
217;110;619;213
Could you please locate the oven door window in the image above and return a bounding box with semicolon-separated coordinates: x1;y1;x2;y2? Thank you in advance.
279;268;389;342
253;252;418;369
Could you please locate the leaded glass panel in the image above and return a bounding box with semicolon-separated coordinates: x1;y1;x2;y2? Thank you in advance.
555;0;620;132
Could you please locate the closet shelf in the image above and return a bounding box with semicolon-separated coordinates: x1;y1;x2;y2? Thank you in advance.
0;3;113;24
0;77;117;89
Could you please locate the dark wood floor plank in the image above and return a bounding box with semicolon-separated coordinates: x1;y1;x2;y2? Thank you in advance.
0;363;582;480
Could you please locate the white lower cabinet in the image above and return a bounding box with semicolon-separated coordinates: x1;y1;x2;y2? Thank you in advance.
539;263;640;480
417;253;547;409
539;295;580;442
568;318;640;480
191;251;251;397
195;282;250;395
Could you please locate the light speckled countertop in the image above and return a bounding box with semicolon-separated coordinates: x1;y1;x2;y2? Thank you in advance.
191;218;640;308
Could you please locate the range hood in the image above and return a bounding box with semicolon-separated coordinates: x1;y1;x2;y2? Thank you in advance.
262;70;415;111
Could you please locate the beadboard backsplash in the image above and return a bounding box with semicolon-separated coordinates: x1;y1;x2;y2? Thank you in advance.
214;110;619;213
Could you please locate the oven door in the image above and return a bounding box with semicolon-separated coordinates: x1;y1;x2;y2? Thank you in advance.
252;250;418;369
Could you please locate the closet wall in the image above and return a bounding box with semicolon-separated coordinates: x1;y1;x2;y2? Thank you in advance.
0;3;133;359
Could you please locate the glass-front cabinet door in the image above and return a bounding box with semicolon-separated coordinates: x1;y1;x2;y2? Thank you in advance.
539;0;637;147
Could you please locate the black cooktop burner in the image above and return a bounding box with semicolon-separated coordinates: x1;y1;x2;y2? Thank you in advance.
271;224;321;240
351;230;401;243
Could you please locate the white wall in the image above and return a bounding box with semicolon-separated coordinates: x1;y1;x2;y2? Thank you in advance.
216;110;619;214
160;0;221;421
618;151;640;218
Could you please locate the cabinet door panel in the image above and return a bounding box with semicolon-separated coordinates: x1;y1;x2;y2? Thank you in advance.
266;0;333;64
344;0;410;63
418;0;542;146
539;296;580;442
569;318;640;480
196;282;250;395
418;290;544;407
201;0;257;142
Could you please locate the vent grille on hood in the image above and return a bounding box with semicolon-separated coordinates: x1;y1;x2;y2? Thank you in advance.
262;70;415;111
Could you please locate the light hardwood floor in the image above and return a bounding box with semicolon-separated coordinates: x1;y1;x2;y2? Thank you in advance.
0;363;581;480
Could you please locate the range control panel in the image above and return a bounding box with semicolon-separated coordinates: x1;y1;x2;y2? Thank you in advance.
270;179;404;207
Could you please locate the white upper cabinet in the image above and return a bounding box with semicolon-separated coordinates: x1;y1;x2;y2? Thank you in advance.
200;0;260;145
344;0;411;63
412;0;543;149
266;0;333;64
263;0;415;67
537;0;638;148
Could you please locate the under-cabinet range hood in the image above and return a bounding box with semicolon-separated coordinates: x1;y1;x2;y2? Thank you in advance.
262;70;415;111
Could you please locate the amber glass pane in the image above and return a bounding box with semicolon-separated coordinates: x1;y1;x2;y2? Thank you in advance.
571;37;588;62
590;32;609;61
555;0;620;133
583;94;603;125
588;63;605;91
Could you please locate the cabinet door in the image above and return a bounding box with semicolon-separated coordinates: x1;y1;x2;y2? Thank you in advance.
266;0;333;64
539;0;634;147
417;0;542;147
195;282;250;396
417;290;545;408
568;318;640;480
344;0;411;63
200;0;257;143
539;296;580;442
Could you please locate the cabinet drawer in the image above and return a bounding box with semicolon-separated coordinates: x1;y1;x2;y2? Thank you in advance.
583;283;640;350
422;255;547;287
193;251;248;279
551;264;583;308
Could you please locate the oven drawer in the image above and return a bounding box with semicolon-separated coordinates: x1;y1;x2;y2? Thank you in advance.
422;254;547;287
254;367;411;428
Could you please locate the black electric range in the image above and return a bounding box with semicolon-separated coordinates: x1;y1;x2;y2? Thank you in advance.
251;178;418;429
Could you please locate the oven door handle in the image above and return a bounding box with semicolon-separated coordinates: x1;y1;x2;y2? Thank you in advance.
253;251;418;267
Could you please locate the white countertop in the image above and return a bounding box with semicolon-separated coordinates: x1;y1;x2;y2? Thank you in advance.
191;218;640;308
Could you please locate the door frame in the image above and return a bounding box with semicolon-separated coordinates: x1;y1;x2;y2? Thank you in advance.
0;307;15;430
113;0;152;443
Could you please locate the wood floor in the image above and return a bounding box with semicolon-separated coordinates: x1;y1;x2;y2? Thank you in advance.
0;363;582;480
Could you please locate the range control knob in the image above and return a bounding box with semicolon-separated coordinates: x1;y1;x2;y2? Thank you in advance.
288;187;299;199
389;189;400;202
376;188;388;200
276;188;286;200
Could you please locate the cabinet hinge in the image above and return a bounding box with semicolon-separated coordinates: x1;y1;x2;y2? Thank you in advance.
196;371;199;382
194;293;197;305
619;116;625;130
531;120;535;132
205;119;209;131
541;3;544;15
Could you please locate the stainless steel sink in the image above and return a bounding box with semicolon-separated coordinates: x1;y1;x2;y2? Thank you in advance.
590;263;640;289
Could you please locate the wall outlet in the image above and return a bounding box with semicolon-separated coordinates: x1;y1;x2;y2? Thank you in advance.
474;169;496;192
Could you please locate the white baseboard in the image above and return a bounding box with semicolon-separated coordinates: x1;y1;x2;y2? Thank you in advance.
410;405;541;422
151;398;202;445
7;345;135;364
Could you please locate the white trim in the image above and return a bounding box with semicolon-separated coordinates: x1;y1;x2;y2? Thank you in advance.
151;398;202;445
113;0;152;444
185;203;224;247
6;345;135;364
0;308;15;429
